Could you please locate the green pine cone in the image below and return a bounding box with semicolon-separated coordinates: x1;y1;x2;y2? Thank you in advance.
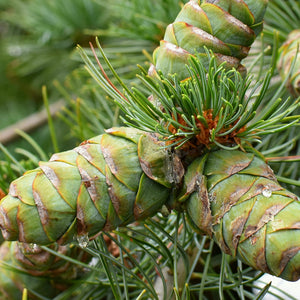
152;0;268;79
182;149;300;281
277;29;300;97
0;241;89;299
0;127;178;245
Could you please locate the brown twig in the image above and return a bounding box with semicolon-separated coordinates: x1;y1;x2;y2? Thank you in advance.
0;100;64;145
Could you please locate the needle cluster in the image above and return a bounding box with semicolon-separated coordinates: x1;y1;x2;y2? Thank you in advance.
79;42;300;151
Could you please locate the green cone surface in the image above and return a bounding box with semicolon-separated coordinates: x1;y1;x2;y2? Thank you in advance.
182;150;300;281
0;241;88;299
2;0;300;288
277;29;300;97
0;127;176;245
152;0;268;79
